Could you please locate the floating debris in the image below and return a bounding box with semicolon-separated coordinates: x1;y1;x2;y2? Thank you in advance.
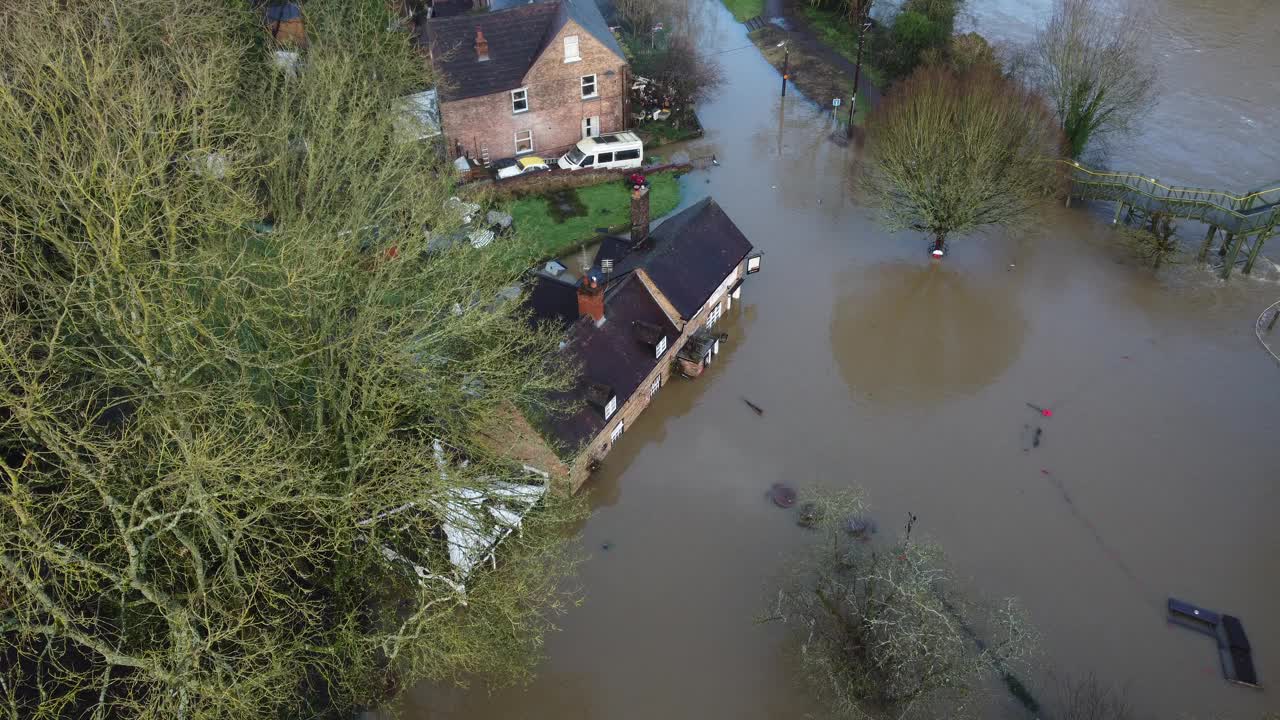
797;502;820;528
845;514;877;538
742;397;764;416
768;483;797;508
1026;402;1053;417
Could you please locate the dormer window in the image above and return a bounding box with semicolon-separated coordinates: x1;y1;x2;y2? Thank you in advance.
655;336;667;357
564;35;580;62
603;395;617;420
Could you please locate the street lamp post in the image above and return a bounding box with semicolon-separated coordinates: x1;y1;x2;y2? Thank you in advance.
778;41;789;97
846;19;872;137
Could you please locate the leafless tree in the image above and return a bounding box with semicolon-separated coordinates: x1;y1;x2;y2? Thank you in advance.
767;491;1037;719
0;1;582;717
861;66;1065;255
1050;672;1134;720
1026;0;1158;158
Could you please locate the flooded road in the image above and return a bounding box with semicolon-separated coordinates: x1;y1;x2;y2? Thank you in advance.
387;2;1280;717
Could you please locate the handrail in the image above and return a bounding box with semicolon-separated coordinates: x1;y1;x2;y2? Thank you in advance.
1057;159;1280;207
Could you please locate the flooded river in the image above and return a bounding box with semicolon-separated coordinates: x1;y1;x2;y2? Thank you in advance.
386;1;1280;717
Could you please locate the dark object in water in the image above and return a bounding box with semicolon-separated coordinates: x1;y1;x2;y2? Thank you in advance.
798;502;820;528
1168;598;1261;688
601;541;612;551
1026;402;1053;417
768;483;797;508
742;397;764;415
1033;427;1042;448
845;515;877;537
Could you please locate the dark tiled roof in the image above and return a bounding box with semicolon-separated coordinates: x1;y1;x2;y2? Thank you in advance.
542;275;677;453
526;272;580;327
424;0;623;102
601;198;754;319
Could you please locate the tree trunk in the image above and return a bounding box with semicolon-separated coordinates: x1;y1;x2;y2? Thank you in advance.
933;233;946;255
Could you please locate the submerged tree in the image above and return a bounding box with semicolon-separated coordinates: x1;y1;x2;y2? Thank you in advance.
1118;212;1180;269
861;66;1064;255
0;1;581;717
1027;0;1158;159
768;491;1036;719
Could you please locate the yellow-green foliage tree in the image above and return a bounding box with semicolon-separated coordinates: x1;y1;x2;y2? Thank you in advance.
861;66;1065;254
0;1;581;717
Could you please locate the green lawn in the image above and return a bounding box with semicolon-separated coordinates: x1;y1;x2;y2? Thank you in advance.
722;0;765;22
507;172;681;263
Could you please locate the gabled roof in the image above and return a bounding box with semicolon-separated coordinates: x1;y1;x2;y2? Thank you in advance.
594;198;755;319
542;275;677;453
526;271;580;327
424;0;624;102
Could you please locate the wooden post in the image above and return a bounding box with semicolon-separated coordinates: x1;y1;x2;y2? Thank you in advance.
1199;225;1217;262
1244;230;1271;274
1220;233;1244;280
1112;202;1125;224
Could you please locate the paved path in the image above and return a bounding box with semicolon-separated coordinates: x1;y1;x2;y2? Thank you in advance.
758;0;881;108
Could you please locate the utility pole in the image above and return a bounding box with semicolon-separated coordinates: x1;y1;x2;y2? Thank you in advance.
846;19;871;137
778;41;789;97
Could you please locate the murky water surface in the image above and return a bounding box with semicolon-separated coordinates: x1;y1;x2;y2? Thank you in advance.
385;2;1280;717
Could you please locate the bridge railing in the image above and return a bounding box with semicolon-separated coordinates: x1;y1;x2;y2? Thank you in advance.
1059;160;1280;220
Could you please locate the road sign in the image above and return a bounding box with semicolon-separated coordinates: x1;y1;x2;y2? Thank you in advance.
832;98;841;107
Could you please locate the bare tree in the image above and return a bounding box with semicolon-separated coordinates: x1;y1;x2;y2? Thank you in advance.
1028;0;1158;159
1118;212;1180;269
1050;672;1134;720
0;1;581;717
767;491;1036;719
861;66;1064;255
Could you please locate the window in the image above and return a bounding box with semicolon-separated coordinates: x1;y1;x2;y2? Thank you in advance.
603;395;617;420
564;35;580;62
747;254;762;274
609;421;624;442
596;151;613;164
707;302;722;327
515;129;533;154
582;116;599;138
649;376;661;396
581;74;597;98
511;87;528;114
655;336;667;357
615;148;640;161
580;154;594;167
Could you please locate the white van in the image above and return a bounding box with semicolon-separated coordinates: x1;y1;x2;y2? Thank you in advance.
557;132;644;171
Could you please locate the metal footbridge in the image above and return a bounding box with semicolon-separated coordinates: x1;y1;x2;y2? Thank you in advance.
1064;160;1279;277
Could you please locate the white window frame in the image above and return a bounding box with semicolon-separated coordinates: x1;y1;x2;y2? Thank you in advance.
582;115;599;138
563;35;580;62
707;302;722;327
649;376;661;396
609;421;624;442
511;87;528;114
655;335;667;357
514;129;533;155
747;255;762;273
603;395;617;420
581;74;597;99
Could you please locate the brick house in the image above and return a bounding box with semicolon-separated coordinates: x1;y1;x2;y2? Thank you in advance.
477;192;762;492
421;0;628;163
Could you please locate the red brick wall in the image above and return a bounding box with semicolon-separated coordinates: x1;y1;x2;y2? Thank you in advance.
438;19;626;162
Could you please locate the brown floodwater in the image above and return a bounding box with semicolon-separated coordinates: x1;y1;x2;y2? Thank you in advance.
381;1;1280;717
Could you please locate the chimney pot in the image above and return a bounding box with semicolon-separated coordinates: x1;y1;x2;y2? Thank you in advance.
630;185;650;247
475;27;490;62
577;274;605;323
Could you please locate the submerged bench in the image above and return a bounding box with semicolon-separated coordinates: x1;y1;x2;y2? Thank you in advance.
1168;598;1260;688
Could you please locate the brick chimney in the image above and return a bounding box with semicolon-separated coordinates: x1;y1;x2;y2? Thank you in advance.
474;28;490;62
578;274;605;324
630;185;650;246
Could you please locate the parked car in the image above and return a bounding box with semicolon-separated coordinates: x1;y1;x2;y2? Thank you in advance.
494;155;551;179
557;132;644;171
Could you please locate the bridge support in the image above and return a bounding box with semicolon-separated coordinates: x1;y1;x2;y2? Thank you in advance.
1218;232;1235;258
1199;226;1218;262
1112;202;1126;224
1220;233;1245;279
1244;230;1272;275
